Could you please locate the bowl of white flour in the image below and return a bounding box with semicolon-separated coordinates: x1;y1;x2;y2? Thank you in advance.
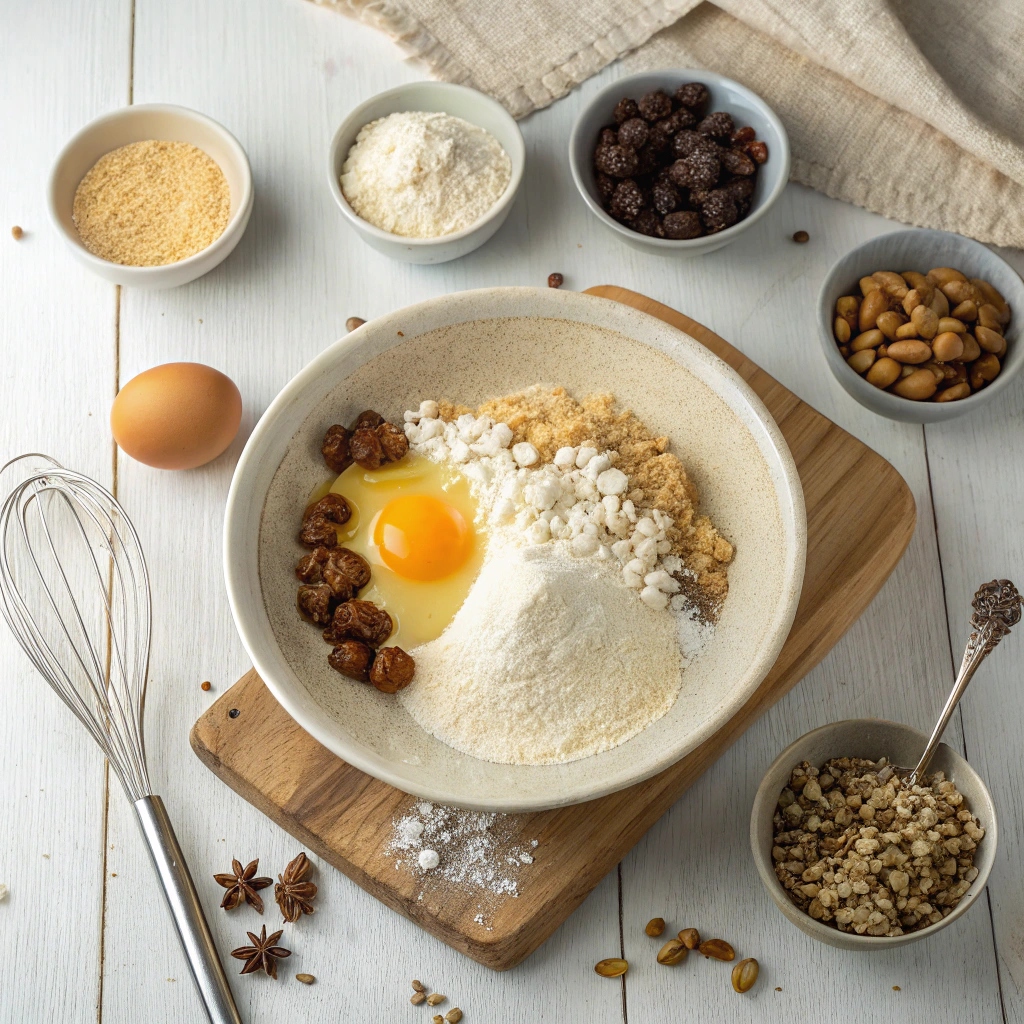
328;83;524;264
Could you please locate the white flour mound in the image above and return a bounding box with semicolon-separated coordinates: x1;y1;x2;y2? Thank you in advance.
398;541;683;765
340;111;511;238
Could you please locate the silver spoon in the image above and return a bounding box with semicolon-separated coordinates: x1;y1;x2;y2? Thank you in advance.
890;579;1021;787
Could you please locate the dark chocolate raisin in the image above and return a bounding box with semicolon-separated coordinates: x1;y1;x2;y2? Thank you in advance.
349;427;384;470
651;180;681;215
672;130;717;160
295;546;331;583
617;117;649;150
720;148;756;176
323;599;393;647
326;547;372;589
631;209;664;237
376;421;409;462
304;492;351;526
298;515;339;549
594;143;638;178
700;190;740;233
655;108;696;135
613;97;640;123
297;584;334;625
320;561;354;603
720;175;755;201
675;82;710;113
352;410;385;430
608;179;645;222
328;640;375;682
668;150;720;189
369;646;416;693
697;111;735;139
595;172;617;202
663;211;704;240
599;127;618;147
634;143;662;176
321;424;352;473
637;89;673;122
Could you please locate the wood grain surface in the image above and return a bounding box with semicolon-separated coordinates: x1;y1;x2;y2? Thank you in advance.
4;1;1022;1020
189;287;915;970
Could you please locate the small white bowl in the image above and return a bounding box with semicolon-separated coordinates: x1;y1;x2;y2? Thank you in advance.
327;82;525;265
568;70;790;257
818;229;1024;423
48;104;253;289
750;719;997;950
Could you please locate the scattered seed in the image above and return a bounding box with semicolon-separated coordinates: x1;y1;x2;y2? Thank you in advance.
445;1011;463;1024
792;230;809;243
11;226;23;240
775;987;782;992
893;986;901;992
201;681;211;691
426;994;445;1006
547;273;564;288
228;708;240;719
411;992;427;1005
657;938;688;966
732;958;759;993
677;927;700;949
412;980;426;992
594;958;628;978
645;917;665;937
698;938;735;961
433;1016;444;1024
346;317;366;332
295;973;315;985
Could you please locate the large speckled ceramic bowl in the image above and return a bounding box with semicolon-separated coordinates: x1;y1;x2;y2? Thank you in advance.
224;288;806;811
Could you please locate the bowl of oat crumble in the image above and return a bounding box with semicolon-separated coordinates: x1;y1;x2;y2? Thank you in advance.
750;718;997;949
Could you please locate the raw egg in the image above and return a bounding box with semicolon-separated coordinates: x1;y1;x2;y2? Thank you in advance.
325;454;484;649
111;362;242;470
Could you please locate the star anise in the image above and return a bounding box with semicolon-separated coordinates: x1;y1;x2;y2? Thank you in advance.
274;851;318;923
230;925;291;979
214;858;273;913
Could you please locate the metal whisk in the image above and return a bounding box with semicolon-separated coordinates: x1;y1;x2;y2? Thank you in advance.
0;455;241;1024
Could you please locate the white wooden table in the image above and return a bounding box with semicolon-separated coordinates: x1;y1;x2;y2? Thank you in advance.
3;2;1022;1021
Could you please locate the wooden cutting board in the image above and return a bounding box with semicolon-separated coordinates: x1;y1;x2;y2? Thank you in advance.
190;286;916;971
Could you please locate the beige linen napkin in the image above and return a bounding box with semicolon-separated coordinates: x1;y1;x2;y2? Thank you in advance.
315;0;1024;246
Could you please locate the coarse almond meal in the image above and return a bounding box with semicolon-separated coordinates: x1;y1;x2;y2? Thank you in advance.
436;385;733;615
773;757;983;937
72;140;230;266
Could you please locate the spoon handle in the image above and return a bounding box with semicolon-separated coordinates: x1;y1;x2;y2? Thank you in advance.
908;579;1021;786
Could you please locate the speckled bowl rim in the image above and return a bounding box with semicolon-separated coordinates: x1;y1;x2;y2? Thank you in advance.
326;82;526;247
224;287;807;809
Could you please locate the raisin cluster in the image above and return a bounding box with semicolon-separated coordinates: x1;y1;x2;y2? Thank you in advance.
592;83;769;239
294;411;416;694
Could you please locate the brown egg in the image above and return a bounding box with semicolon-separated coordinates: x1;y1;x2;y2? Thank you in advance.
111;362;242;470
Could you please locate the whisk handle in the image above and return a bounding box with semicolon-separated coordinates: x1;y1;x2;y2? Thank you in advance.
135;796;243;1024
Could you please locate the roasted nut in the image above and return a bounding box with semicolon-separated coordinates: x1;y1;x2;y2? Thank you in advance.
876;343;888;358
971;279;1010;323
951;299;978;321
975;325;1006;355
657;939;688;965
931;332;965;362
328;640;375;681
910;304;939;339
298;514;339;549
698;939;736;961
745;140;769;164
941;279;975;306
892;368;938;400
326;547;371;590
886;339;932;364
875;310;905;341
349;427;384;470
859;275;881;297
926;267;966;287
921;360;946;383
836;295;860;325
838;345;850;358
377;421;410;462
321;424;352;473
901;270;930;292
297;584;334;625
865;357;901;389
594;958;629;978
902;288;926;315
847;349;876;374
323;600;393;646
678;928;701;949
645;917;666;937
859;288;888;331
834;317;851;344
304;492;352;526
927;286;950;318
894;322;920;340
935;382;972;402
873;271;908;299
977;304;1004;331
732;958;759;993
296;546;329;584
937;317;966;334
851;329;884;352
369;646;416;693
969;352;1002;389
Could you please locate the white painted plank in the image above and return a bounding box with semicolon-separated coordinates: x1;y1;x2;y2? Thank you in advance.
925;244;1024;1024
0;2;129;1022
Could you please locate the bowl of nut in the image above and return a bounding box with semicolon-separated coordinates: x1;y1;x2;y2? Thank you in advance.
750;719;997;950
568;70;790;257
818;229;1024;422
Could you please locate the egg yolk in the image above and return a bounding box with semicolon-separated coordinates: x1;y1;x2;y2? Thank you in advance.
373;494;473;581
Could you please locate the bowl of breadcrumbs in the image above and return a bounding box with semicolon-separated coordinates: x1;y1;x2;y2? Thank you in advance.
48;103;253;288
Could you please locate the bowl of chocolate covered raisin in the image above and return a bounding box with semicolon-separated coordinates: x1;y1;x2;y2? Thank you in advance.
569;70;790;256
